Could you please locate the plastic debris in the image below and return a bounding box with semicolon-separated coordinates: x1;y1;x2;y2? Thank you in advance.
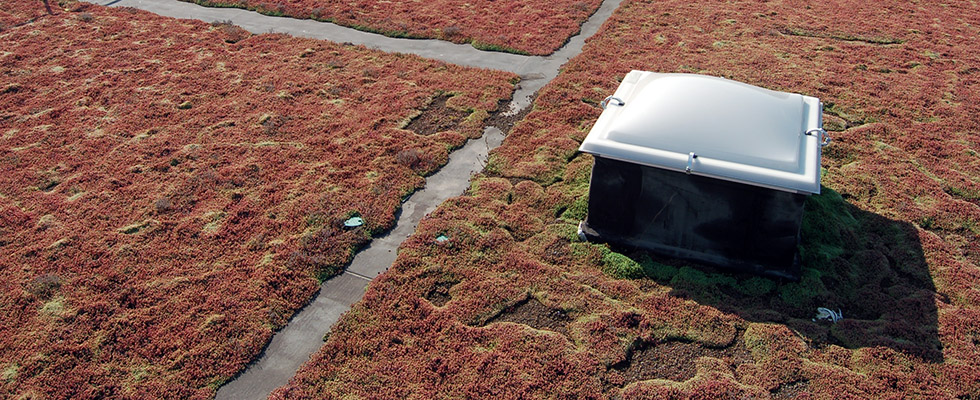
576;221;588;242
435;234;449;242
343;216;364;228
812;307;843;323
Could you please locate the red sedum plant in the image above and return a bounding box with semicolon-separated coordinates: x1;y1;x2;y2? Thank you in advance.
179;0;604;56
0;1;515;398
278;0;980;398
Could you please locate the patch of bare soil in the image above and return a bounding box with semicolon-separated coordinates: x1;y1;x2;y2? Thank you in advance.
405;95;468;136
424;280;456;307
772;380;810;399
489;298;571;338
405;92;533;138
612;338;752;384
484;93;536;134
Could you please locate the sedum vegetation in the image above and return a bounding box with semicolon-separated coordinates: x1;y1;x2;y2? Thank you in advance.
178;0;604;56
0;1;516;397
278;0;980;398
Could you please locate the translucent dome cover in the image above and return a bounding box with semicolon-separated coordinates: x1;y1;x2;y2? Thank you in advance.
580;71;825;194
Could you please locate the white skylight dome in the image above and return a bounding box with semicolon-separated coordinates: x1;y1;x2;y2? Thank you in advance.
580;71;827;194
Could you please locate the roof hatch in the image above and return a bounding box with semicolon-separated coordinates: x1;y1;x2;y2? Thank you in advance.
579;71;827;194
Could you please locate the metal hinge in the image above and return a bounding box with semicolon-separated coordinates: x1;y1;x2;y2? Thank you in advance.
806;128;831;147
600;96;625;109
686;152;698;174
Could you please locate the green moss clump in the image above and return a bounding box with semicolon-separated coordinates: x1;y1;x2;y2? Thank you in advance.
471;41;529;55
736;277;776;296
777;267;826;312
560;194;589;220
636;254;677;281
670;266;710;288
799;188;859;269
600;248;645;279
549;222;581;242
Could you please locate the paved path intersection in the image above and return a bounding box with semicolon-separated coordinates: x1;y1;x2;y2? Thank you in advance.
90;0;624;397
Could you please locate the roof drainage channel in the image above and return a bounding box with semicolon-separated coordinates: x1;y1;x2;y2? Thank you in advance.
90;0;625;398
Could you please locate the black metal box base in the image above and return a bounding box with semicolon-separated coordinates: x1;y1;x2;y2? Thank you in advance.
581;157;806;280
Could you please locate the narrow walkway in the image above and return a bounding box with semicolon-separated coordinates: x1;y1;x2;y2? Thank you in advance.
92;0;623;398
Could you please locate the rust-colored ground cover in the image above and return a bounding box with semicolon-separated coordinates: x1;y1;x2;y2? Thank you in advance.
0;2;516;397
0;2;50;28
278;0;980;398
179;0;603;55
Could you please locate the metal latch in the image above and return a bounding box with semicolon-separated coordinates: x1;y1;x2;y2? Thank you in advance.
806;128;831;147
686;152;698;174
600;96;625;109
